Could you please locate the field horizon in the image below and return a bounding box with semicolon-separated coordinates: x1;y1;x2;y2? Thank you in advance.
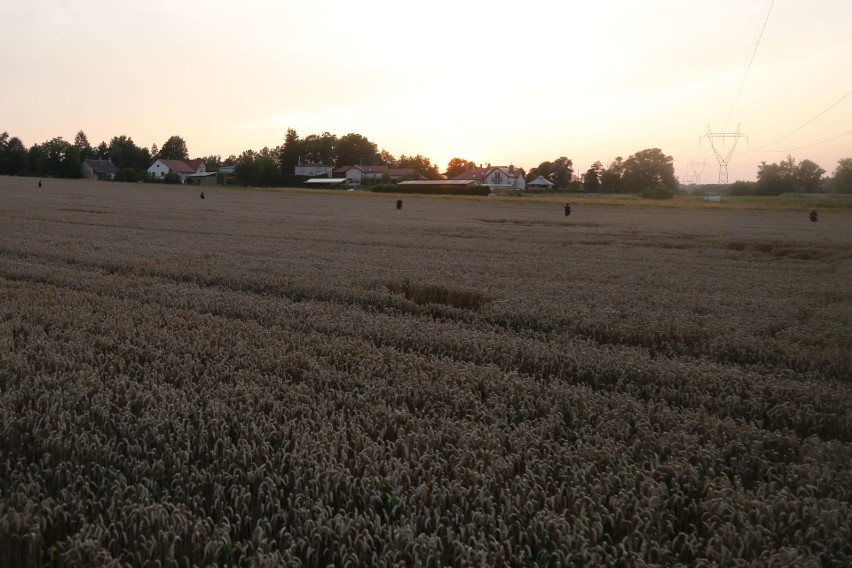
1;176;850;566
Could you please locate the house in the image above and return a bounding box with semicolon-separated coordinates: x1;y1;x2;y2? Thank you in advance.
295;163;333;177
450;164;526;191
333;165;364;185
526;175;555;191
333;165;421;185
147;159;207;183
80;159;118;180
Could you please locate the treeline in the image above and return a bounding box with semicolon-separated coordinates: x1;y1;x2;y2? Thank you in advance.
234;129;442;187
0;131;222;182
726;155;852;195
523;149;680;196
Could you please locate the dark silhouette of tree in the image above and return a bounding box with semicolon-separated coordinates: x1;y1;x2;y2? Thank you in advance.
528;157;573;189
830;158;852;194
74;130;94;160
336;133;380;168
278;128;302;173
159;135;189;160
396;154;441;179
622;148;677;193
583;161;604;192
445;157;476;179
599;157;625;193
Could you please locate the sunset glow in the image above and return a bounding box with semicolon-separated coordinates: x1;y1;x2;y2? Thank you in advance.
2;0;850;182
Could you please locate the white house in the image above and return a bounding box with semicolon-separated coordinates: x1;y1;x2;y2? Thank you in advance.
148;159;206;183
450;165;526;191
333;165;364;185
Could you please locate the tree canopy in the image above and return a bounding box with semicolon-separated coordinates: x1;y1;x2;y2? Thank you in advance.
159;135;189;160
527;157;574;189
278;128;301;173
336;133;380;169
756;155;825;195
445;158;476;179
395;154;441;180
830;158;852;194
621;148;677;193
583;161;604;192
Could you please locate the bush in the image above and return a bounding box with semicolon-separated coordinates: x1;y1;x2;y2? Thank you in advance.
114;168;139;183
729;181;759;196
640;186;674;199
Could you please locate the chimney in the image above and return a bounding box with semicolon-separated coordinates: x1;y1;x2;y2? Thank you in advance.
509;164;514;173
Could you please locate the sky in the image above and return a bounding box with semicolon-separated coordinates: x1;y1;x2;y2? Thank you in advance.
1;0;850;183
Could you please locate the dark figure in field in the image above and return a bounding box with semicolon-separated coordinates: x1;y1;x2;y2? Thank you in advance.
38;180;42;188
200;191;205;200
809;209;818;222
396;199;403;210
564;203;571;216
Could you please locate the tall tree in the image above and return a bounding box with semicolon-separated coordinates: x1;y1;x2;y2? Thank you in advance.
109;135;150;171
235;150;261;186
336;133;379;168
830;158;852;194
583;161;604;192
622;148;677;192
159;135;189;160
396;154;441;179
445;157;476;179
794;159;825;193
30;137;81;178
278;128;302;173
200;155;222;171
378;149;395;166
95;141;109;159
756;160;792;195
0;132;30;175
528;157;573;189
302;132;338;165
600;157;625;193
74;130;93;160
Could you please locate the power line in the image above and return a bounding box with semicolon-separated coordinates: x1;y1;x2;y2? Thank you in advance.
742;89;852;152
723;0;775;131
753;129;852;153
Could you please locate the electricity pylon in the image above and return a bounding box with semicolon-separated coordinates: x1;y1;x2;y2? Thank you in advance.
701;125;747;184
688;160;707;185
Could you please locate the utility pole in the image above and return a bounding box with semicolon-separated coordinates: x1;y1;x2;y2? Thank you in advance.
701;125;747;184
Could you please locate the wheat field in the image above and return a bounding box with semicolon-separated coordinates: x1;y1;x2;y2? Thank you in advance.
1;177;850;567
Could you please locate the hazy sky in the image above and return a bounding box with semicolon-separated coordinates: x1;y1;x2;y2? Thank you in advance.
2;0;850;182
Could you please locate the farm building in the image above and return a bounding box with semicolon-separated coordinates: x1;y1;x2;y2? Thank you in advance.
526;175;555;191
295;163;333;177
80;159;118;180
147;159;207;183
333;165;421;185
303;177;351;189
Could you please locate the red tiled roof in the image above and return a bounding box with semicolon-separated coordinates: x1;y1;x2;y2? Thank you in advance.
157;159;196;174
185;158;204;172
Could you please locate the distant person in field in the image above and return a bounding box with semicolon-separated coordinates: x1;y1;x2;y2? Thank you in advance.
809;209;818;222
200;191;205;200
396;199;403;210
38;180;42;188
564;203;571;216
